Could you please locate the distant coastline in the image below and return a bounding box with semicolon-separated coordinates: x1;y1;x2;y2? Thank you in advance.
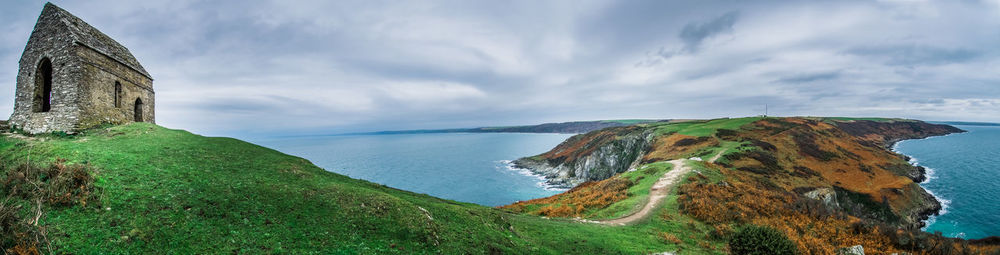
935;121;1000;127
338;119;669;135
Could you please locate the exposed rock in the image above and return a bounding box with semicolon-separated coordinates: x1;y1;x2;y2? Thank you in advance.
512;126;654;188
836;245;864;255
804;187;840;209
880;163;927;183
902;184;943;230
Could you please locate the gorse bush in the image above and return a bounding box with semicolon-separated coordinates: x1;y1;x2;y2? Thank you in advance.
502;177;633;217
0;196;43;255
3;158;99;207
728;225;797;255
1;159;100;254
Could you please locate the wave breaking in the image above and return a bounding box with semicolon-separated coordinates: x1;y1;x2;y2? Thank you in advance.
498;160;568;192
895;143;950;230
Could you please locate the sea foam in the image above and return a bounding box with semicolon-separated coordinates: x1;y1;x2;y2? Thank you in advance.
896;145;951;231
498;160;568;192
894;141;950;229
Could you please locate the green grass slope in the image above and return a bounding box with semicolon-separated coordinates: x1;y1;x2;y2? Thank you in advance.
0;123;689;254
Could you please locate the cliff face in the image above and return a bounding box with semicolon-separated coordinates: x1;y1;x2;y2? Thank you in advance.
512;126;655;188
723;118;959;228
510;117;962;229
834;120;964;183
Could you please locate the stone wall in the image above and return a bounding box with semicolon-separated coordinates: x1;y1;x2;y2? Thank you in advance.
76;45;155;127
8;6;83;134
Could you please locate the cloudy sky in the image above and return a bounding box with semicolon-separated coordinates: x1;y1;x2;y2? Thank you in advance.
1;0;999;137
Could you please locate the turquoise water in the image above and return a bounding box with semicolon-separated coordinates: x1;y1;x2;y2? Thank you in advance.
894;125;1000;239
251;133;572;207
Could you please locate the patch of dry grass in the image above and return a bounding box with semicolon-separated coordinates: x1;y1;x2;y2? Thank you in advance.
501;177;633;217
1;159;101;254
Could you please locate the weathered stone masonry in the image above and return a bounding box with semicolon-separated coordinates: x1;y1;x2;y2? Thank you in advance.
9;3;154;134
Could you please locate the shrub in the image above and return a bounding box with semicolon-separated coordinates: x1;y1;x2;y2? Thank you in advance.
711;224;733;239
3;159;99;207
715;129;739;140
504;177;633;217
791;166;819;178
0;197;19;245
747;139;777;151
791;132;837;161
730;150;782;174
728;225;797;255
1;195;45;254
673;136;711;147
0;159;101;253
660;233;682;244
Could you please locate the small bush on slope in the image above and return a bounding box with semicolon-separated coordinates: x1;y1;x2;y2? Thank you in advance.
3;159;100;207
728;225;797;255
1;159;100;254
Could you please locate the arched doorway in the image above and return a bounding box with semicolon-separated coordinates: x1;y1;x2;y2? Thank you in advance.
33;58;53;112
134;98;144;122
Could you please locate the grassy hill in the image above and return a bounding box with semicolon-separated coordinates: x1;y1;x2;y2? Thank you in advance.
0;123;710;254
2;120;997;254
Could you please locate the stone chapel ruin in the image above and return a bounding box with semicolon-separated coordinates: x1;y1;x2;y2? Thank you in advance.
9;3;154;134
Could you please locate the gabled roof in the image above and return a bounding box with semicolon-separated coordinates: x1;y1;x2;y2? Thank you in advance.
41;3;152;79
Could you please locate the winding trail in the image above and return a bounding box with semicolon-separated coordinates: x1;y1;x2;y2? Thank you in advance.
597;159;691;225
709;149;725;162
596;151;723;226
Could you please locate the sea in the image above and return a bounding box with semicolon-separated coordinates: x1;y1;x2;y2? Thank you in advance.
250;126;999;238
252;132;573;207
893;125;1000;239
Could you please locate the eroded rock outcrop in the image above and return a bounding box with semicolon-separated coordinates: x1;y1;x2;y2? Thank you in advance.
512;126;655;188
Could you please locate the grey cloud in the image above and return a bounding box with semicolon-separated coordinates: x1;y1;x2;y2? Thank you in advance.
1;1;1000;137
679;11;739;52
775;71;841;84
846;44;980;66
641;10;741;63
908;98;945;105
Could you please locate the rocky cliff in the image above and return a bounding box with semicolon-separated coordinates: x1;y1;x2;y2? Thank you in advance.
834;119;964;183
511;117;963;229
512;125;655;188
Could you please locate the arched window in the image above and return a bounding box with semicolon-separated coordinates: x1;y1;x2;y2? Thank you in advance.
33;58;53;112
114;81;122;108
134;98;144;122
